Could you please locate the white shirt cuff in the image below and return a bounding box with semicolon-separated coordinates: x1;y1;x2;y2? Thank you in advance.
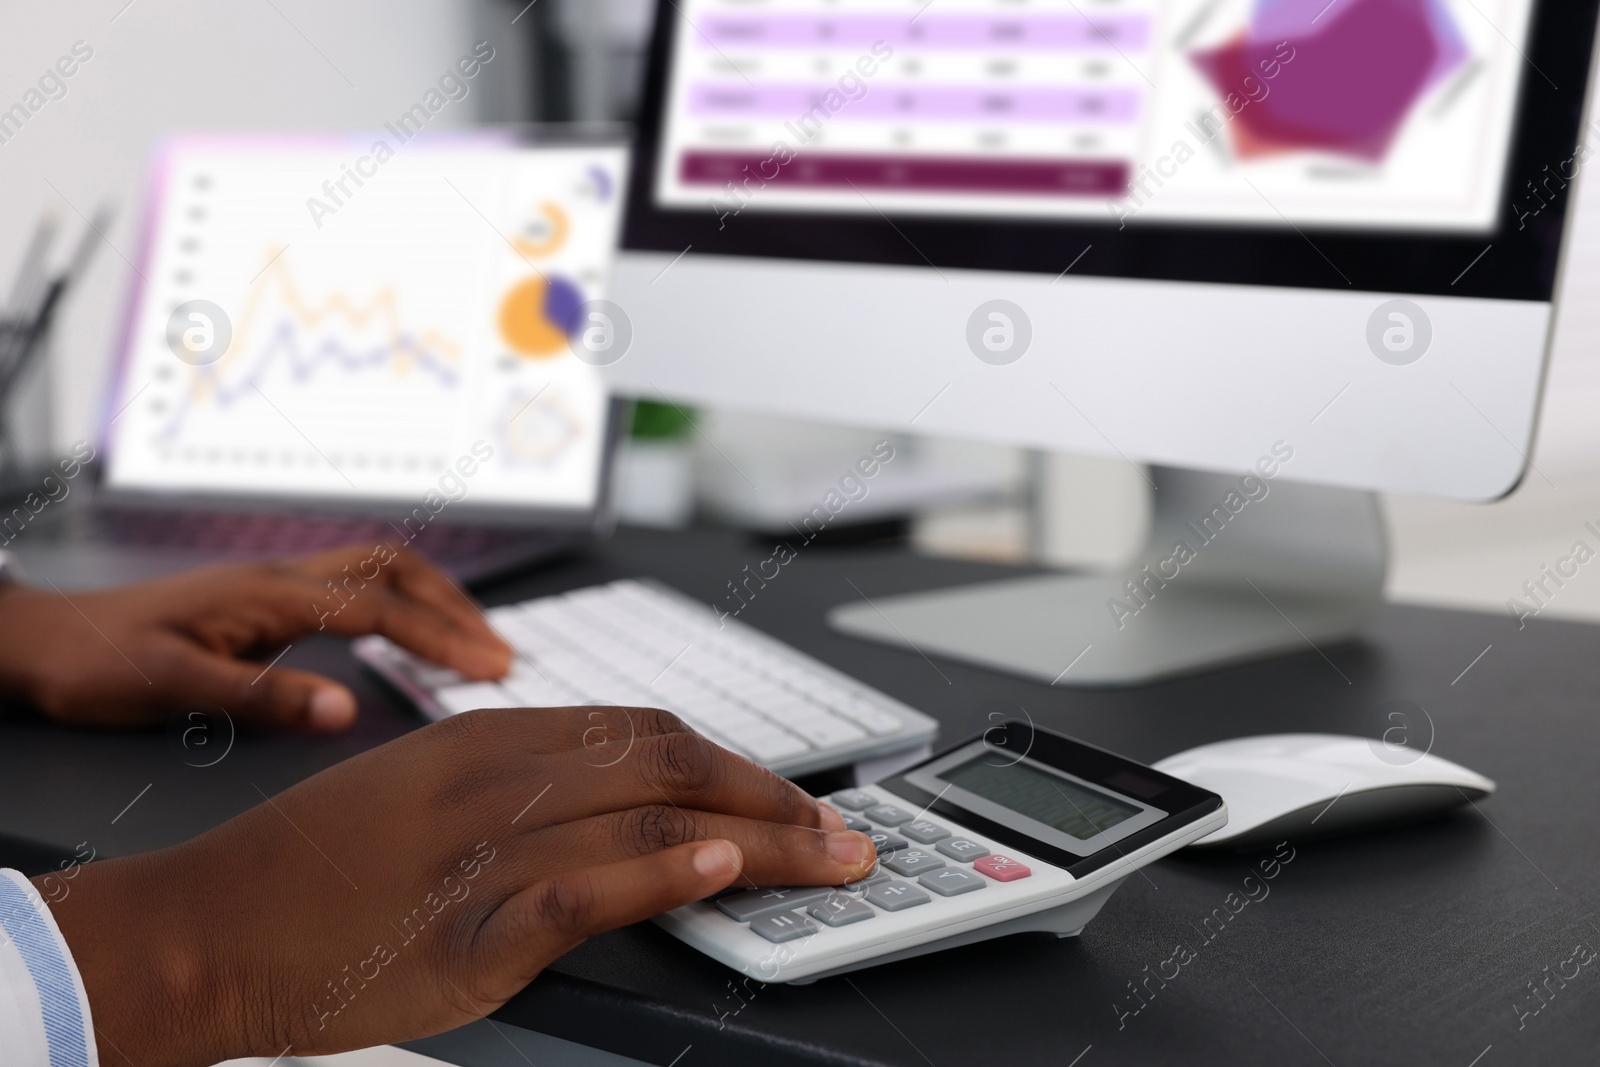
0;869;98;1067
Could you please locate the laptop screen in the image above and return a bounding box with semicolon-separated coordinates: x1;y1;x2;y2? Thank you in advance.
103;133;627;516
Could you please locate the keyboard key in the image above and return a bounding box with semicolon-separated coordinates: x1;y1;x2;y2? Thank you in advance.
413;665;468;690
830;789;878;811
485;606;526;629
864;804;916;826
808;893;875;927
500;667;578;708
974;855;1033;882
783;711;868;748
844;817;872;832
866;831;908;855
832;700;904;736
901;820;951;844
861;711;906;736
751;912;817;943
936;838;991;862
919;867;987;897
865;882;931;912
840;866;890;894
716;886;834;922
436;683;519;715
882;849;945;877
730;729;810;763
691;702;767;735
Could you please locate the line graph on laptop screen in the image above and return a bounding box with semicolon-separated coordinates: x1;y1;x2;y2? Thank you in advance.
105;137;626;510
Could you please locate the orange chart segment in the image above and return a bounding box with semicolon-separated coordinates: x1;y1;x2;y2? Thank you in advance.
512;201;570;259
498;274;584;358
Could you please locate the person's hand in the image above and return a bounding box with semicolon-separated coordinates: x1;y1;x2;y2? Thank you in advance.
41;706;873;1067
0;542;511;732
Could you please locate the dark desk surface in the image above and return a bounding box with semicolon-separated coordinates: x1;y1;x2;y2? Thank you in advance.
2;526;1598;1067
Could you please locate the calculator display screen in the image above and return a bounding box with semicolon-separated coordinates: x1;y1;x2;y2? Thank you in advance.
942;756;1142;841
903;737;1169;857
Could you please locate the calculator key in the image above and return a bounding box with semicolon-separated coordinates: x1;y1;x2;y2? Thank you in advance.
864;803;916;826
866;831;908;855
919;867;987;897
808;893;875;927
750;912;817;943
830;789;879;811
844;817;872;832
936;838;991;862
974;855;1033;882
716;886;834;922
840;866;890;894
866;881;931;912
901;820;951;844
882;849;945;877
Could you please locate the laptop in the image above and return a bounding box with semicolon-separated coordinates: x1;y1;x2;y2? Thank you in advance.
17;129;631;588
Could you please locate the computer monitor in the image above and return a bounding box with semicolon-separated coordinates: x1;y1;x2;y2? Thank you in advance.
611;0;1600;685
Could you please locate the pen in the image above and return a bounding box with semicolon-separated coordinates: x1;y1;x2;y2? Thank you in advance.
4;212;58;322
61;205;112;288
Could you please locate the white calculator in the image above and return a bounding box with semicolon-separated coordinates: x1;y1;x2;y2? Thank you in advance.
655;721;1227;983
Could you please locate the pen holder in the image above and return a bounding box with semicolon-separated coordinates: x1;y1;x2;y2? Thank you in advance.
0;317;56;486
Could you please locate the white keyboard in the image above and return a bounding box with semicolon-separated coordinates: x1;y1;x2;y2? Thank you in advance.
353;578;940;776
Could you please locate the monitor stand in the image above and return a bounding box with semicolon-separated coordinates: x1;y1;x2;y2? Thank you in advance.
828;466;1386;686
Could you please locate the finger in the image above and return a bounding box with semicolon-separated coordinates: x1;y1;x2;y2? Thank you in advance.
541;728;833;829
318;584;509;679
151;642;357;732
539;805;876;887
476;704;711;757
278;544;510;675
476;840;743;985
379;547;507;646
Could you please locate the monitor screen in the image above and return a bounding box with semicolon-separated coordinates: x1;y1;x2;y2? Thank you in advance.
627;0;1595;300
653;0;1533;233
105;135;627;513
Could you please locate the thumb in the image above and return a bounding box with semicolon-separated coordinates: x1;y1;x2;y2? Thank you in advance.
477;840;743;990
167;645;358;732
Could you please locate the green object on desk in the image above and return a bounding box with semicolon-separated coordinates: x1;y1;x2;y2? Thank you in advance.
629;399;694;440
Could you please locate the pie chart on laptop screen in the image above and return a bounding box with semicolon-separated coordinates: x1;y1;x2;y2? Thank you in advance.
497;273;585;358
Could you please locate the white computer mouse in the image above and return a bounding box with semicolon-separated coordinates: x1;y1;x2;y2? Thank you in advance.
1151;733;1495;850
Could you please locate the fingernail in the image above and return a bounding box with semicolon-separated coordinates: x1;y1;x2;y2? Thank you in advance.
694;840;742;879
817;803;846;831
826;831;871;865
309;687;357;731
478;644;514;679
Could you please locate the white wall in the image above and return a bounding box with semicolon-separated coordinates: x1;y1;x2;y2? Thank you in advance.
0;0;532;446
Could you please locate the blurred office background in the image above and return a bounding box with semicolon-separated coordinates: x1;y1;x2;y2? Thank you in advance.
5;0;1600;624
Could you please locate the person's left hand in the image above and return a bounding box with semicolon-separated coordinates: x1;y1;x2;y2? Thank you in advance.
0;542;511;732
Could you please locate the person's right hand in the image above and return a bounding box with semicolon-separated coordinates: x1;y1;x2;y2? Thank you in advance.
41;706;873;1067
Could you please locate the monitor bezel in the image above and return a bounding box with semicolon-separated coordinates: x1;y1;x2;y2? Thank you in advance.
623;0;1600;302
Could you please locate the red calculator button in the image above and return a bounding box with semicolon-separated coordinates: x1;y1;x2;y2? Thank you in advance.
974;855;1032;882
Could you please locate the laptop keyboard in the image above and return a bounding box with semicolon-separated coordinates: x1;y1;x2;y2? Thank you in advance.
92;507;536;560
353;578;940;776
